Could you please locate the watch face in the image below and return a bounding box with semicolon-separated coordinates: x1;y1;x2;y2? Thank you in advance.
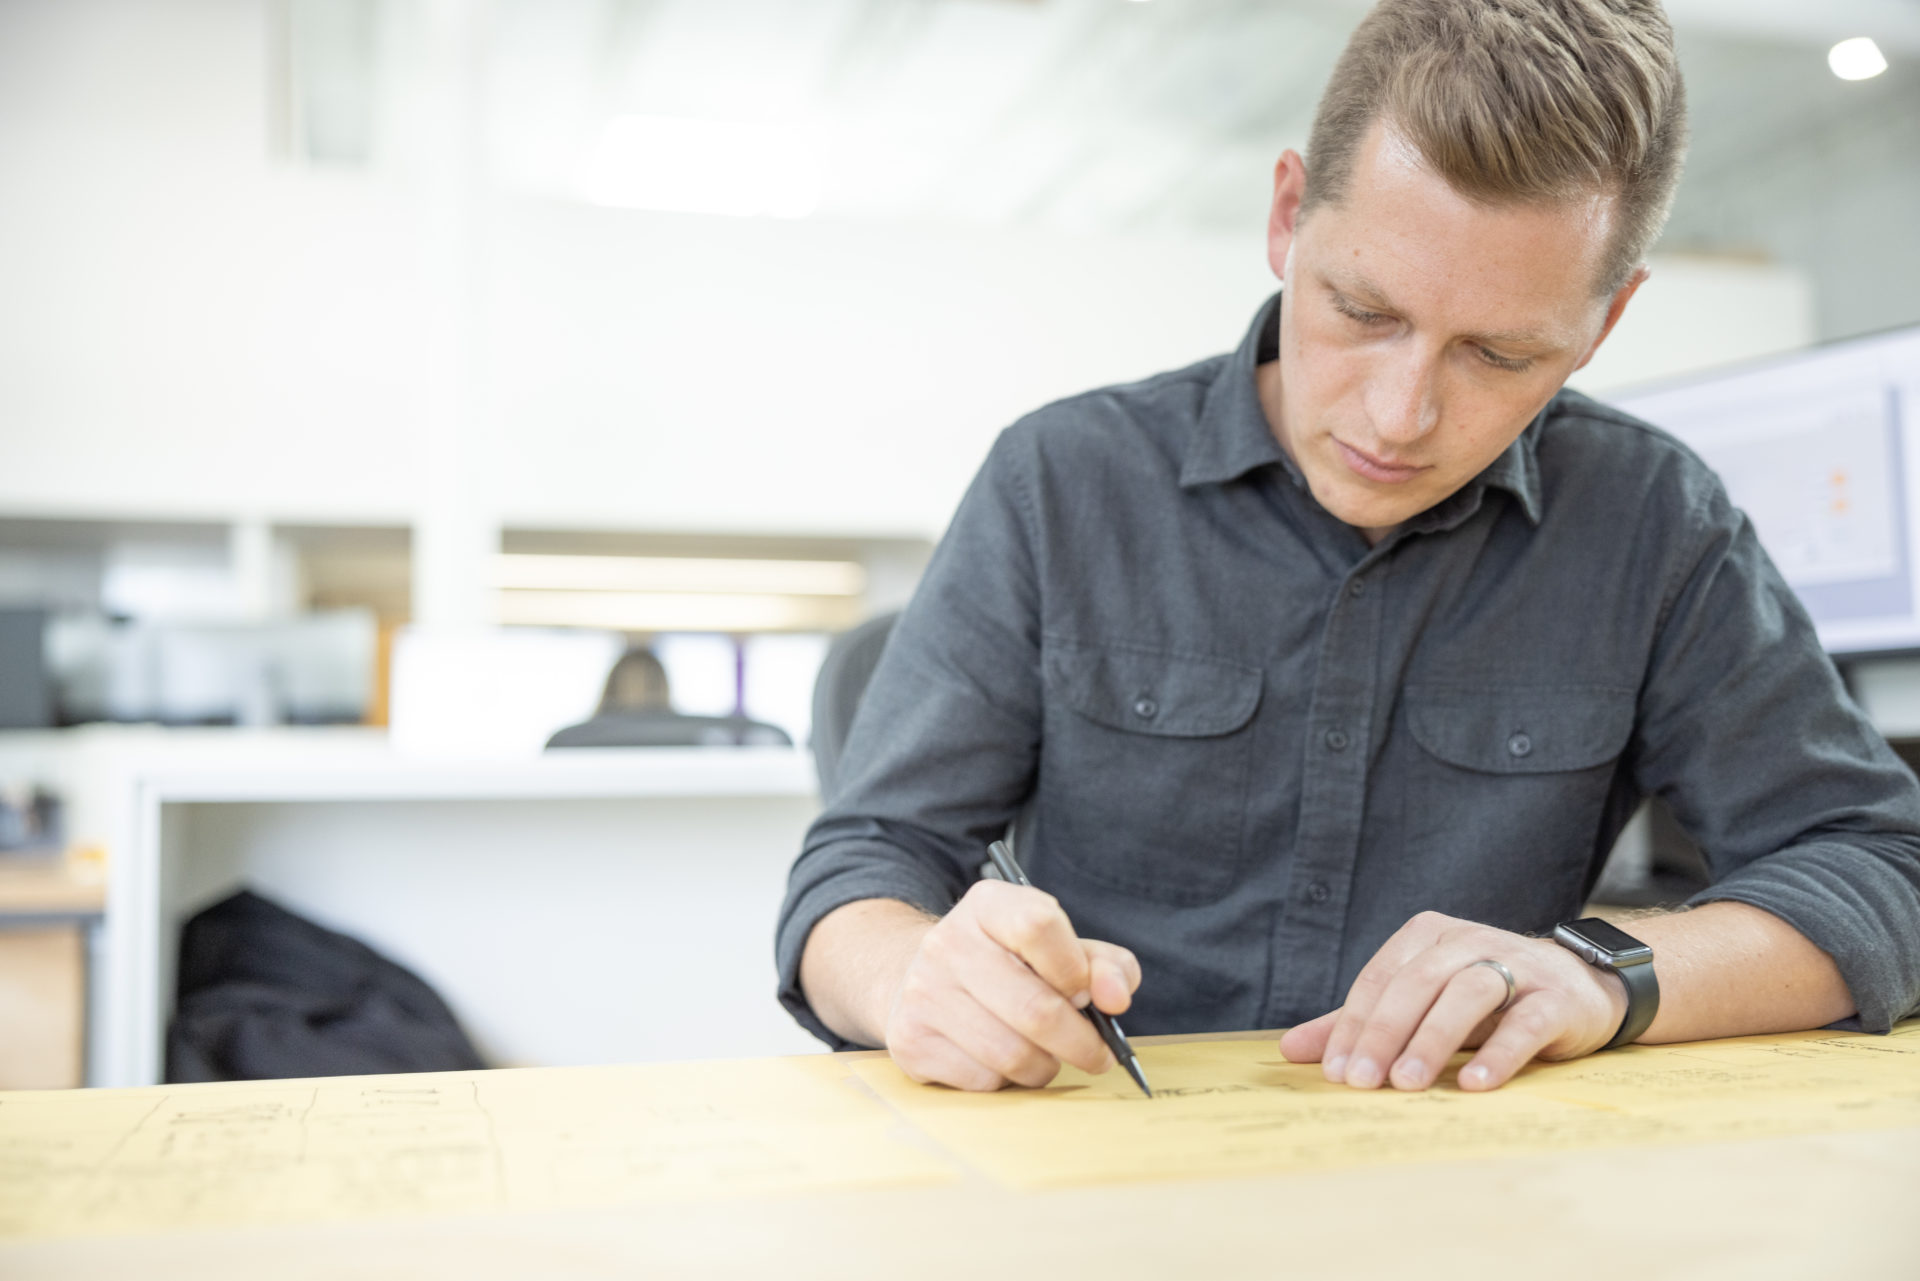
1563;917;1654;964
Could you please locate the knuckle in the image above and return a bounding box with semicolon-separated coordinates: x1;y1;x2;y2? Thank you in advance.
889;1036;940;1078
1009;1054;1062;1089
953;1063;1004;1092
1347;970;1389;1000
1358;1014;1403;1046
965;878;1005;904
1508;1001;1560;1039
1012;986;1063;1033
1011;899;1058;943
918;922;959;965
984;1037;1040;1082
897;966;937;1004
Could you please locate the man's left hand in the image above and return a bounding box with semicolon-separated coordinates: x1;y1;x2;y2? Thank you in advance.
1277;910;1630;1091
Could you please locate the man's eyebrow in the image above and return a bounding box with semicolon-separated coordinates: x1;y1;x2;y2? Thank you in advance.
1322;269;1561;350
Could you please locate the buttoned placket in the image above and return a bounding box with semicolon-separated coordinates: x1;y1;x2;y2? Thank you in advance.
1266;542;1393;1022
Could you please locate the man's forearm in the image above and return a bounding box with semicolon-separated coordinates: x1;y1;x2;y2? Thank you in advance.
797;898;938;1048
1618;900;1855;1042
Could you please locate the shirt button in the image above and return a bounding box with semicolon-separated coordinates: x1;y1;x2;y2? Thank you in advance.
1507;732;1533;758
1133;697;1158;719
1324;728;1349;752
1348;579;1366;598
1308;881;1331;904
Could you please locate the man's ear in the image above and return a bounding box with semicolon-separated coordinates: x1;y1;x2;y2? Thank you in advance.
1571;264;1652;373
1267;150;1309;282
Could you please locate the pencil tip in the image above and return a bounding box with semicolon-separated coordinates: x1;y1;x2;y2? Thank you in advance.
1129;1058;1153;1098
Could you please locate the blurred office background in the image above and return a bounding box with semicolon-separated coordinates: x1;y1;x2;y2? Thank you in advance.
0;0;1915;1088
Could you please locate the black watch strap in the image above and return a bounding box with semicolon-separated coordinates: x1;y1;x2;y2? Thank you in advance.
1602;954;1660;1049
1551;917;1660;1051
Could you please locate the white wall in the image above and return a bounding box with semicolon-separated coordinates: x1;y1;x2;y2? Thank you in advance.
1570;255;1815;395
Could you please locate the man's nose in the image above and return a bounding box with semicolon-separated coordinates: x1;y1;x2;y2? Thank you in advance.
1369;350;1442;446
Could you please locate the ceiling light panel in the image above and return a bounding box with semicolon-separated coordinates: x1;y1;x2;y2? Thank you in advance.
493;554;867;596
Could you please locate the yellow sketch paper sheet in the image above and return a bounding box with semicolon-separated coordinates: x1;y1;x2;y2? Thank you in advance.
852;1022;1920;1189
0;1054;953;1240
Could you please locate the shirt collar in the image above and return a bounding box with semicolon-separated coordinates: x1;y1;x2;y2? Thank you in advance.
1180;293;1291;490
1180;292;1545;529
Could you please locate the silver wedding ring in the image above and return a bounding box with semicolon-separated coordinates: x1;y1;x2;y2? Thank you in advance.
1465;958;1517;1012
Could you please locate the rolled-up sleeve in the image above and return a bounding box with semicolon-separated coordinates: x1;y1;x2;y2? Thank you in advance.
1631;485;1920;1031
775;425;1048;1047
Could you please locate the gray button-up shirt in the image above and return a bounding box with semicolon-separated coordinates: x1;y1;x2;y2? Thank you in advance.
776;294;1920;1047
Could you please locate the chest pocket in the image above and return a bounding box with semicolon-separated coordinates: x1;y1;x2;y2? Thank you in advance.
1398;683;1637;921
1404;684;1635;774
1035;639;1263;906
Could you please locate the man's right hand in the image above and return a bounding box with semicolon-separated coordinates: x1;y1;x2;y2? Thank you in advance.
799;883;1142;1091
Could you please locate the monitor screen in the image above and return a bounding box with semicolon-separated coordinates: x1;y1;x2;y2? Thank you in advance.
1609;324;1920;657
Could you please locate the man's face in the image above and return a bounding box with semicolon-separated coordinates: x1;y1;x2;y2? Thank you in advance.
1262;121;1644;542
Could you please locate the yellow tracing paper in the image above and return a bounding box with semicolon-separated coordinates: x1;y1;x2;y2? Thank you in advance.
851;1023;1920;1188
7;1024;1917;1237
0;1055;953;1240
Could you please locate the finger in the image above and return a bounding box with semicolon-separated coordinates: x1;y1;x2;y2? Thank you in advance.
1319;911;1455;1082
955;933;1112;1075
933;985;1063;1089
1081;939;1141;1014
1340;943;1489;1089
971;881;1094;1002
1277;1009;1340;1063
1457;991;1569;1091
1387;963;1514;1090
891;1027;1007;1093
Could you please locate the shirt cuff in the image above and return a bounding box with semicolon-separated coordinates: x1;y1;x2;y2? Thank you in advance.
1686;839;1920;1033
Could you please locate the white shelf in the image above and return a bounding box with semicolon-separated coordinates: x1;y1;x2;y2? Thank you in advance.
136;745;819;804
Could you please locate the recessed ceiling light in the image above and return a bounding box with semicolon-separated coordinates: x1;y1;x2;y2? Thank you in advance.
1829;37;1889;81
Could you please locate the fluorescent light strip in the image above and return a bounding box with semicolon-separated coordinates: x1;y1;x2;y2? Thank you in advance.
498;589;861;633
494;554;866;596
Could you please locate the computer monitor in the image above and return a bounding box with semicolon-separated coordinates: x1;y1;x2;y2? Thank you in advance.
1610;323;1920;657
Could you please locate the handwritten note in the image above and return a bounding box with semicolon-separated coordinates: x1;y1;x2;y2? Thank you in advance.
851;1023;1920;1188
0;1055;954;1240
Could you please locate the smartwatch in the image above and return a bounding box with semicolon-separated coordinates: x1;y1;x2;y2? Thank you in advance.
1551;917;1659;1051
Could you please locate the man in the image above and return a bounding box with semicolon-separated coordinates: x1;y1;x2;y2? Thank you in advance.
777;0;1920;1094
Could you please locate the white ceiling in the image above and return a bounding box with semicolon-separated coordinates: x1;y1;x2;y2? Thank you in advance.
304;0;1919;242
1662;0;1920;53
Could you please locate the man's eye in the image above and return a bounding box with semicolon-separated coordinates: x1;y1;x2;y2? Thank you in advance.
1476;346;1534;373
1333;297;1387;326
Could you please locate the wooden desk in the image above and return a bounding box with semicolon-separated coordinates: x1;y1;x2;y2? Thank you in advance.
3;1026;1915;1280
0;857;105;1089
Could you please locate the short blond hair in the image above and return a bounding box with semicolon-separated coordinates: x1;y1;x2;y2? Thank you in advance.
1303;0;1687;293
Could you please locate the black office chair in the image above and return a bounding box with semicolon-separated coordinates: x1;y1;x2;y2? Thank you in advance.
809;611;900;802
545;711;791;749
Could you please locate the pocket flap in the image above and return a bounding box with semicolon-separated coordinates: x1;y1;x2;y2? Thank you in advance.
1405;684;1634;774
1044;640;1262;738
